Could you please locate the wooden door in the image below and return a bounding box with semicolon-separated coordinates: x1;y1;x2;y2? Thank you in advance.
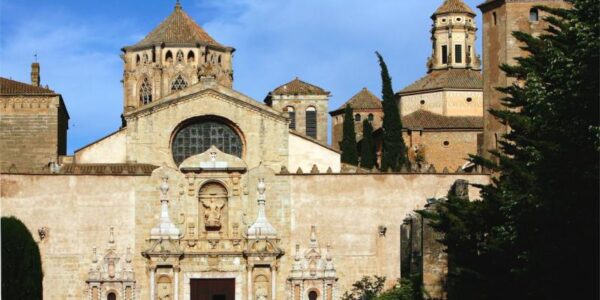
190;279;235;300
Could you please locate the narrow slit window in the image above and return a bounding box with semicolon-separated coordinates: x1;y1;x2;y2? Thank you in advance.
455;45;463;63
529;8;539;22
441;45;448;64
305;107;317;138
287;106;296;130
354;114;361;122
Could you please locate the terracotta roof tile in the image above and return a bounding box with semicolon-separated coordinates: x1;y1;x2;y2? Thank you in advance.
334;88;382;111
0;77;57;95
127;3;223;49
402;109;482;129
434;0;476;16
271;78;329;96
398;69;482;94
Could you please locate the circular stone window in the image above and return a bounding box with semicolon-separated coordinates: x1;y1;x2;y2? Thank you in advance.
457;18;462;21
467;97;473;102
420;100;426;105
172;119;242;165
443;141;450;147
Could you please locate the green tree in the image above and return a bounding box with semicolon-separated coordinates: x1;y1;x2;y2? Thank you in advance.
376;52;407;171
341;105;359;165
360;119;377;169
1;216;43;300
341;276;424;300
426;1;599;299
341;276;385;300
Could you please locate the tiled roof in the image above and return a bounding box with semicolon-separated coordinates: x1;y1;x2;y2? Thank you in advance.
434;0;476;16
334;88;382;112
271;78;329;96
398;69;482;94
402;109;482;129
59;163;158;175
0;77;57;95
128;2;223;49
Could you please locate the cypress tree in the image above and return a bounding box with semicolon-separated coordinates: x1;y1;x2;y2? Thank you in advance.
1;216;43;299
376;52;407;171
360;119;376;169
426;1;599;299
340;105;359;165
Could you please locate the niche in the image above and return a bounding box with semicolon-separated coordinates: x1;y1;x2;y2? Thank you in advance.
199;182;228;232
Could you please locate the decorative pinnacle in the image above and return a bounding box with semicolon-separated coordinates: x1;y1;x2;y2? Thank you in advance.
160;176;169;200
175;0;182;11
257;178;266;201
310;225;317;248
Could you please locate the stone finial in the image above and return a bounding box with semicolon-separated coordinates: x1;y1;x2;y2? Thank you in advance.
280;166;289;174
451;179;469;200
150;176;181;239
310;164;320;174
109;226;115;244
428;165;437;173
400;164;409;173
456;166;465;173
38;226;48;241
92;247;98;263
309;225;318;248
326;167;333;173
296;167;304;174
378;225;387;237
442;167;449;173
247;178;277;238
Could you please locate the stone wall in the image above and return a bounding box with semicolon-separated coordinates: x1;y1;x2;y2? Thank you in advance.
269;94;329;144
400;90;482;117
0;174;141;300
0;95;68;173
403;130;480;171
74;129;127;164
286;173;489;293
288;132;340;173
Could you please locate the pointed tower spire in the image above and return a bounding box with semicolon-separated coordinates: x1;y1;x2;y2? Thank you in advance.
175;0;182;11
247;178;278;238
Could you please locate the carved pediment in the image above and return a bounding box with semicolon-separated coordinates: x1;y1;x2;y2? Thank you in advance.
179;145;247;172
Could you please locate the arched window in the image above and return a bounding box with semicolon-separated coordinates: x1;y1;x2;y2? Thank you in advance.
142;54;149;64
354;113;361;122
308;290;318;300
171;75;188;92
165;50;173;63
107;292;116;300
187;51;195;63
305;107;317;138
176;50;184;63
172;119;243;165
218;55;222;65
368;113;374;121
493;12;497;25
135;55;140;66
529;8;539;22
139;77;152;105
286;106;296;130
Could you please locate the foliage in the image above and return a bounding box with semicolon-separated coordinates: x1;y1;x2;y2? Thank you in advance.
341;276;386;300
425;1;599;299
360;119;377;169
1;216;43;300
341;276;424;300
340;105;359;165
376;52;408;171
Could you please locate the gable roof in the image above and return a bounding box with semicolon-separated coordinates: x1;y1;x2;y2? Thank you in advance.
270;78;330;96
397;69;482;95
433;0;476;16
126;2;225;50
330;88;382;115
0;77;57;96
402;109;482;130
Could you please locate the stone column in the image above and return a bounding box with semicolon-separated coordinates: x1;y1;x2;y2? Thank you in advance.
174;266;180;300
271;267;277;300
247;266;253;300
149;266;156;300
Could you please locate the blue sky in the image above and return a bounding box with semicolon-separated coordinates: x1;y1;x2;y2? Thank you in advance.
0;0;483;154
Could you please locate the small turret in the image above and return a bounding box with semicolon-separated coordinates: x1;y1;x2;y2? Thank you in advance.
31;62;40;87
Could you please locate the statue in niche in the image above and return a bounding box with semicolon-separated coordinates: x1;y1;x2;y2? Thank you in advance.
255;285;268;300
157;276;172;300
201;198;225;229
199;183;228;230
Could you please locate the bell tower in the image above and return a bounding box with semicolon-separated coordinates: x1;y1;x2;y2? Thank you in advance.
428;0;481;72
121;1;235;113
